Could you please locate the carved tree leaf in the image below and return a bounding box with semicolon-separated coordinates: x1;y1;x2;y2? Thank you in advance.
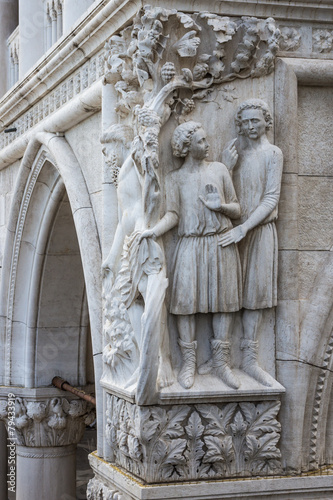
152;438;168;464
239;403;256;424
200;14;237;44
162;405;190;439
160;463;176;480
245;433;280;463
203;435;233;463
198;403;236;436
184;411;205;478
173;31;201;57
185;411;204;440
230;410;247;435
163;438;187;465
242;401;281;437
177;12;199;29
128;435;143;461
139;408;161;443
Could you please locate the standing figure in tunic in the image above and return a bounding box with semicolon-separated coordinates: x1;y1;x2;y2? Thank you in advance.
141;121;242;390
220;99;283;386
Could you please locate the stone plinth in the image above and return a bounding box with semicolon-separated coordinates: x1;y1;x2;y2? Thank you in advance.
105;394;283;484
88;453;333;500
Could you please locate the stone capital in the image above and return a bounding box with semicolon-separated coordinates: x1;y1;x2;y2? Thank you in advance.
1;395;95;447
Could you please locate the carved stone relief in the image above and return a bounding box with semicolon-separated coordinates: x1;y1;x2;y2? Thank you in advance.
313;29;333;53
105;394;281;483
101;5;283;403
279;27;301;52
0;397;95;447
87;477;132;500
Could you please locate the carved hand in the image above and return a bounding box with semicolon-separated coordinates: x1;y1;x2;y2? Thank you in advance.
222;138;238;171
218;225;247;247
199;184;222;211
139;229;156;241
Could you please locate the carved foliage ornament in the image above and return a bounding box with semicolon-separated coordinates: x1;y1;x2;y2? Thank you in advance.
106;395;281;483
104;8;280;121
279;27;301;52
0;397;95;447
87;477;132;500
313;29;333;53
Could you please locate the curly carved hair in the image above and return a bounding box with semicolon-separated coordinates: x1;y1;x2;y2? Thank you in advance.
100;124;134;148
171;121;203;158
235;99;273;134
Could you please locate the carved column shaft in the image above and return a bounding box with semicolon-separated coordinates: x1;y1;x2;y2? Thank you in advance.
17;444;76;500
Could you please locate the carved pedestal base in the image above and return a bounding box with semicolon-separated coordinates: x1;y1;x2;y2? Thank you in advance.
105;394;282;484
88;453;333;500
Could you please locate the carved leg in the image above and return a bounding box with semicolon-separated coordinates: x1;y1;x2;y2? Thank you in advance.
210;339;240;389
241;339;273;387
198;312;236;383
178;339;197;389
177;315;197;389
241;309;273;386
157;303;175;389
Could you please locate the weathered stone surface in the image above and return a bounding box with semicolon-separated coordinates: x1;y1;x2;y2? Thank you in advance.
298;176;333;250
298;86;333;177
0;2;333;499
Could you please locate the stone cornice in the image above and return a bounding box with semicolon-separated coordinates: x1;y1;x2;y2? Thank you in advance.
150;0;333;22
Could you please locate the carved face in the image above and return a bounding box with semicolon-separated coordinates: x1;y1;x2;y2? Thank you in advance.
239;108;266;140
189;128;209;160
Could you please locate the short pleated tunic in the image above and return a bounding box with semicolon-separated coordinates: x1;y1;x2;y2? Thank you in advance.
166;162;242;315
232;145;283;310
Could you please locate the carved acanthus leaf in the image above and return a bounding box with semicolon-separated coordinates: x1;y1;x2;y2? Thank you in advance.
106;395;282;483
0;397;95;447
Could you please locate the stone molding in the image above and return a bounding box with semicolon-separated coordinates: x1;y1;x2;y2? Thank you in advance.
106;395;281;483
89;452;333;500
0;49;105;151
0;0;140;131
4;149;49;384
274;56;333;471
309;329;333;469
0;396;95;447
16;443;76;459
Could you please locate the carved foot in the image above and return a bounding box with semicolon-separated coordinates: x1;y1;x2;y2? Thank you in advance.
210;339;240;390
215;365;240;390
242;364;273;387
198;357;213;375
158;359;175;389
178;339;197;389
241;339;273;387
